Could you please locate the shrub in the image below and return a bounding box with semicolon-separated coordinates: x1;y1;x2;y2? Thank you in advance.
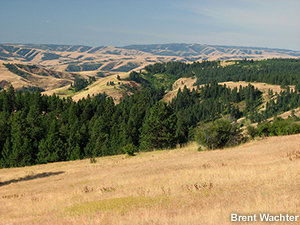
122;143;136;156
195;118;242;150
248;117;300;138
247;125;258;139
256;121;271;137
90;157;97;163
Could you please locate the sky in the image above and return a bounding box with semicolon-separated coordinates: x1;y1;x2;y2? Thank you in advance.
0;0;299;50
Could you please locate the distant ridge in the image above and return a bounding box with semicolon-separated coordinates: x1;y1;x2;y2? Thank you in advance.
122;43;300;59
0;43;299;72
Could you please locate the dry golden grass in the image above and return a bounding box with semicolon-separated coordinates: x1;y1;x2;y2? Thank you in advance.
163;80;292;103
70;72;136;103
220;81;295;93
42;72;135;103
1;134;299;224
0;61;32;89
0;62;74;91
163;77;197;102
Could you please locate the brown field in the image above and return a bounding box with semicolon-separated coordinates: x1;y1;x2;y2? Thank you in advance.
1;135;299;225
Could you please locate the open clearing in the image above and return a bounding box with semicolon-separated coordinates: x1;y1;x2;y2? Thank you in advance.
0;135;299;225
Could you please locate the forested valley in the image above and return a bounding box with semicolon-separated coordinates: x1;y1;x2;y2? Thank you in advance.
1;58;300;168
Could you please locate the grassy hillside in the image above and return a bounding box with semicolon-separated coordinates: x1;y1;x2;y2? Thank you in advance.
0;62;141;103
0;60;295;106
1;58;299;105
0;135;299;224
0;62;77;91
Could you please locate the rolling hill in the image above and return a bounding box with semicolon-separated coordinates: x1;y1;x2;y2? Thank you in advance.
0;135;299;224
0;62;78;91
1;43;299;100
1;44;300;124
1;44;300;224
1;43;299;73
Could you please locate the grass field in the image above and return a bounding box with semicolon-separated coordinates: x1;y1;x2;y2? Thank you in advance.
1;134;299;225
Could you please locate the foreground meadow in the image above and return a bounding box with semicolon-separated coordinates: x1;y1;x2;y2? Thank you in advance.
0;134;299;225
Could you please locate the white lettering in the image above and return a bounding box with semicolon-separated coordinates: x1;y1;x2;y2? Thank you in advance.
250;214;257;221
232;213;299;222
286;214;290;221
231;214;257;222
269;215;275;221
231;214;237;221
280;214;286;221
260;214;269;221
241;215;247;221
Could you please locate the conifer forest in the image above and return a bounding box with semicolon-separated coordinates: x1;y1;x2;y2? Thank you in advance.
1;58;300;168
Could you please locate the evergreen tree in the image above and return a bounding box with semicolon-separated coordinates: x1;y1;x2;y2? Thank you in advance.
37;120;67;163
0;111;10;155
140;101;177;150
1;137;12;167
176;109;188;145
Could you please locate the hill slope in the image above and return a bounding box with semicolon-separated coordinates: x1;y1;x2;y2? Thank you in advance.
123;43;300;61
0;135;299;224
1;43;299;73
0;62;75;91
1;43;299;102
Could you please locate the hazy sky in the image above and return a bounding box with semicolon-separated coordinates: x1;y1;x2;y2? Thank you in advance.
0;0;299;50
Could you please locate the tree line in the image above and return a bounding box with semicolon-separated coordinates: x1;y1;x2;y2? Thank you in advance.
134;59;300;92
0;79;288;168
69;77;96;92
1;58;300;168
0;86;163;167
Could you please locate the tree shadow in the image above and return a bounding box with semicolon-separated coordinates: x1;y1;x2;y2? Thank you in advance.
0;171;65;187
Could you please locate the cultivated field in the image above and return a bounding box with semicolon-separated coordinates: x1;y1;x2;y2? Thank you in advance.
1;135;299;225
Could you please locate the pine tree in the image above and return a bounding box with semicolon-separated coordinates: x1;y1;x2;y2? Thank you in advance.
0;111;10;155
37;120;66;163
140;101;177;151
176;109;188;145
1;137;12;167
7;85;16;113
